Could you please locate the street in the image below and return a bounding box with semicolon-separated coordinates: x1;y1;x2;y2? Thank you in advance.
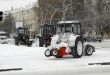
0;0;110;75
0;41;110;75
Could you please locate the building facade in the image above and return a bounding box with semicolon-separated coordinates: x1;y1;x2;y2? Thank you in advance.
12;2;39;33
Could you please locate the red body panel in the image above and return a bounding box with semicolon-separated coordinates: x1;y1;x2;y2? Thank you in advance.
58;47;68;56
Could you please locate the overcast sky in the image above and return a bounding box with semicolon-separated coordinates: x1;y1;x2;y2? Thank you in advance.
0;0;36;11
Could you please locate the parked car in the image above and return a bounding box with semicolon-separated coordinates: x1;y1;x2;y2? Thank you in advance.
0;31;8;44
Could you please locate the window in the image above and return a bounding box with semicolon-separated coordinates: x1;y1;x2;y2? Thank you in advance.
77;24;81;35
72;24;77;34
72;23;81;35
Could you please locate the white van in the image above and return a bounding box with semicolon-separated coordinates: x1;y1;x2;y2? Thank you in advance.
0;31;8;44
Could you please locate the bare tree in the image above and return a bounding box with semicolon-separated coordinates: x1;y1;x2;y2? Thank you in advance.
0;13;15;33
38;0;84;25
38;0;63;25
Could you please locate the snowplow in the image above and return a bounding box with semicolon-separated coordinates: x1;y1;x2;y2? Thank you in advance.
44;21;95;58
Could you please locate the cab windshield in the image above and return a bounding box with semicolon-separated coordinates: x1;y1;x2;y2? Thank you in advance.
18;28;28;34
57;23;81;35
41;25;56;35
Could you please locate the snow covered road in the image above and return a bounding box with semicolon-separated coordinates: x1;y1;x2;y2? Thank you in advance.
0;44;110;75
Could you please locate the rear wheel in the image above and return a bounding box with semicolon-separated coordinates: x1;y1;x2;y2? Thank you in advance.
72;38;83;58
85;45;93;56
15;37;19;45
36;37;44;47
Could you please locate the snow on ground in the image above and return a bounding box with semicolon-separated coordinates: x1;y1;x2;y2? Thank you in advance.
7;38;110;48
0;40;110;75
90;39;110;48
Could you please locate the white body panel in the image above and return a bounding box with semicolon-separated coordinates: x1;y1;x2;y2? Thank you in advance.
68;34;79;46
51;35;59;46
51;33;79;47
48;33;79;53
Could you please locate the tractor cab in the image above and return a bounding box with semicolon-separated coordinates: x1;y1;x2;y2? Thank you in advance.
57;21;82;35
16;27;29;37
51;21;82;45
36;24;56;47
40;24;56;36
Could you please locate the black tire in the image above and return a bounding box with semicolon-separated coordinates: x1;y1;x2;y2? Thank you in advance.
39;37;44;47
45;43;50;47
27;41;33;47
36;37;44;47
15;40;19;45
85;45;93;56
52;49;62;58
99;40;102;42
27;43;31;47
44;49;51;57
15;37;19;45
72;37;83;58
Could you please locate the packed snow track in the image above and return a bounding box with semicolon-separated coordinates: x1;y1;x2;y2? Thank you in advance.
0;43;110;75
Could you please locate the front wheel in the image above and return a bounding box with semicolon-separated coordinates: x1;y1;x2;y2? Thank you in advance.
52;49;62;58
72;38;83;58
44;49;51;57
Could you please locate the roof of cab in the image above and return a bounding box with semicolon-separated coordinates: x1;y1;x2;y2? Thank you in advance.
58;21;80;24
